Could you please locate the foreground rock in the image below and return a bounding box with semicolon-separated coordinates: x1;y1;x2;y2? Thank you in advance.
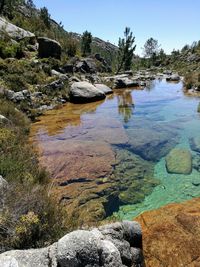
165;148;192;174
0;221;144;267
0;17;35;41
70;81;106;103
38;37;61;59
136;198;200;267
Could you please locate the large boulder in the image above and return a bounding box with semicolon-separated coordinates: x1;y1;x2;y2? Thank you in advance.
38;37;61;59
0;17;35;41
136;198;200;267
70;81;106;103
165;148;192;174
0;221;144;267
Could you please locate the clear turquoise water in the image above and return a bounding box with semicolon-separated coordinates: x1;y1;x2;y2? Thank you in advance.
32;79;200;220
112;80;200;219
91;79;200;219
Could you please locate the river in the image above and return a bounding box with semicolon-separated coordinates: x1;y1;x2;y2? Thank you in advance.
30;79;200;224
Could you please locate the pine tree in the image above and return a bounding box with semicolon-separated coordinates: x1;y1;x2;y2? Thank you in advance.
81;31;92;57
40;7;51;28
116;27;136;73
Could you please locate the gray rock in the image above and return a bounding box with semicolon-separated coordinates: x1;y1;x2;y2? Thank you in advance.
57;230;100;267
70;81;106;103
0;248;51;267
0;17;35;41
190;137;200;153
43;77;68;91
95;84;113;94
75;58;97;74
51;69;67;78
165;148;192;175
0;115;8;124
115;78;139;89
38;37;61;59
0;221;144;267
166;74;180;82
163;70;172;75
131;248;144;266
100;240;122;267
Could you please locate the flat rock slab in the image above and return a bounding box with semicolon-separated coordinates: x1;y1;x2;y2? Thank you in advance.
39;140;116;181
165;148;192;174
136;198;200;267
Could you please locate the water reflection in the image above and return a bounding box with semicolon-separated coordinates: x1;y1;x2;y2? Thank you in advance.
30;100;105;136
117;89;135;122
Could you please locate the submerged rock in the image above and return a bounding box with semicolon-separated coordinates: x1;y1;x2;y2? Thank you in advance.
165;148;192;174
0;221;144;267
127;123;179;162
70;81;106;103
136;198;200;267
190;136;200;153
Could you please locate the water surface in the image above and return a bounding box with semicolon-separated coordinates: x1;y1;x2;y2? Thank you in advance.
31;80;200;222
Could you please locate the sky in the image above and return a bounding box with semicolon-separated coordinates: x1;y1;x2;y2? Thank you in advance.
33;0;200;55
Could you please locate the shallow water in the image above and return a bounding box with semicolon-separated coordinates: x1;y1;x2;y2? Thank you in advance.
31;80;200;221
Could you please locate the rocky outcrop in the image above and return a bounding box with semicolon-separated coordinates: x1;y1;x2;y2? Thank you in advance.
165;148;192;174
0;221;144;267
0;17;35;41
38;37;61;59
70;81;106;103
136;198;200;267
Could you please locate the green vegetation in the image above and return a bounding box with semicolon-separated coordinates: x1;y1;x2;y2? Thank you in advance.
0;99;71;252
116;27;136;73
81;30;92;57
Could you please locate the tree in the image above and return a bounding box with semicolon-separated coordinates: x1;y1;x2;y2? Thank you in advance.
81;31;92;57
116;27;136;73
143;38;160;58
26;0;35;8
40;7;51;28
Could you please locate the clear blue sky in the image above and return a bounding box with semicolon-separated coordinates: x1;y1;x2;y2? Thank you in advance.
34;0;200;55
